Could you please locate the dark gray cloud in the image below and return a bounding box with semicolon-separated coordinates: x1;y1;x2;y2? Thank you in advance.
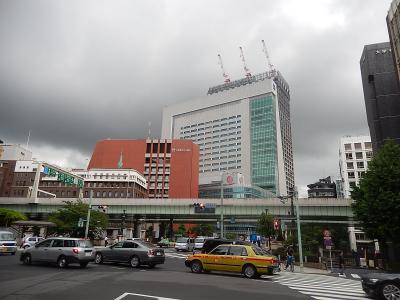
0;0;393;195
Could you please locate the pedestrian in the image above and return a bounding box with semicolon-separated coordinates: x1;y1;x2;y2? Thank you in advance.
104;236;108;247
256;236;261;247
338;251;345;275
285;247;294;271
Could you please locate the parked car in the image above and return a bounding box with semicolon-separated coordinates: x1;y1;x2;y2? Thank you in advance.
94;240;165;268
158;238;173;248
20;237;95;268
185;244;279;279
175;237;195;252
361;272;400;300
22;237;44;249
0;231;17;255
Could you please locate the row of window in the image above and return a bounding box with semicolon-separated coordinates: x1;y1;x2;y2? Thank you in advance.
346;161;367;169
347;171;365;179
182;126;242;139
180;115;242;130
200;165;241;172
344;142;372;151
345;151;373;160
181;120;241;134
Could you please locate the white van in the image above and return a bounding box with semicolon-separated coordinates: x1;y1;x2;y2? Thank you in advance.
174;237;195;252
0;231;17;255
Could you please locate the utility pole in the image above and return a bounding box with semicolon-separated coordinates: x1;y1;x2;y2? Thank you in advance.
294;187;304;272
220;172;224;238
84;190;93;239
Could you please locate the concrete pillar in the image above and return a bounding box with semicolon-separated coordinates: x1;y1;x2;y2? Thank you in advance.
169;218;174;239
348;226;357;251
39;227;46;237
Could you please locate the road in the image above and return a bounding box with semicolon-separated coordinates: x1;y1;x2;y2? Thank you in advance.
0;249;371;300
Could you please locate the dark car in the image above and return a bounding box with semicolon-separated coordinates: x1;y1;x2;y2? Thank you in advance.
361;272;400;300
201;239;253;254
94;240;165;268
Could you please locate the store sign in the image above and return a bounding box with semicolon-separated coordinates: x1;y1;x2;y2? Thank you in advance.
43;166;84;188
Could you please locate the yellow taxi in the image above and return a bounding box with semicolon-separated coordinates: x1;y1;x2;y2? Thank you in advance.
184;244;279;278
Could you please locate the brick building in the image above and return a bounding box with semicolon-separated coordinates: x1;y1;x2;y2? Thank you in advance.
1;160;147;199
88;139;199;198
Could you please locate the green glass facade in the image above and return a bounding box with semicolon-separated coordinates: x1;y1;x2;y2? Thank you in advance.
250;94;278;194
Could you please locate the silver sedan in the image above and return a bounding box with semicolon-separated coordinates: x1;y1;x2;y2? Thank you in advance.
94;240;165;268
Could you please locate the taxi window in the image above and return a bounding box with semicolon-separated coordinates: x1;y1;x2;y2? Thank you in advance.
209;245;229;255
228;246;248;256
52;239;64;247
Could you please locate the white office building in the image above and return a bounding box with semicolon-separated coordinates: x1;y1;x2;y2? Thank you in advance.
339;135;373;198
0;144;32;161
162;71;294;196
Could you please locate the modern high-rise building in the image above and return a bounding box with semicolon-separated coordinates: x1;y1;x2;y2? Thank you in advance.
88;139;199;198
338;136;373;198
360;42;400;152
162;71;294;196
387;0;400;82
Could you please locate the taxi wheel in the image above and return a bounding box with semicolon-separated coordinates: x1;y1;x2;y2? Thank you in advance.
57;256;68;268
191;260;203;273
243;264;258;279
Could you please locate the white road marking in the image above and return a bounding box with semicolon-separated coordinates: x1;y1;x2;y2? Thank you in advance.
351;273;361;279
114;292;181;300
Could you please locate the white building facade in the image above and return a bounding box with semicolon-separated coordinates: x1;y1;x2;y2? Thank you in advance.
162;72;292;196
339;135;373;198
0;144;32;161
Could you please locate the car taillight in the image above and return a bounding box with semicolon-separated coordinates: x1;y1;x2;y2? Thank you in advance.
72;248;79;254
148;249;155;256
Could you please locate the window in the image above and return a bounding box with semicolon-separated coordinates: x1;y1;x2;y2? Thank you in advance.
346;162;354;169
366;151;373;159
347;172;355;179
345;153;353;160
64;240;77;247
123;242;138;248
37;240;52;247
228;246;247;256
355;152;363;159
365;142;372;149
209;245;229;255
52;239;64;247
357;161;364;169
112;242;124;248
354;143;362;150
344;143;352;150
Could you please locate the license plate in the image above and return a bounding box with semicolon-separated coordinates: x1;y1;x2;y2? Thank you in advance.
85;252;92;257
156;252;161;256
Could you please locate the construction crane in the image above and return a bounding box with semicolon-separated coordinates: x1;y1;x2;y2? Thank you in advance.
239;46;252;78
261;39;275;73
218;54;231;83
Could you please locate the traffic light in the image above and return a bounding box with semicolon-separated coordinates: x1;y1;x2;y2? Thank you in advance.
193;203;205;209
273;219;280;230
98;205;108;212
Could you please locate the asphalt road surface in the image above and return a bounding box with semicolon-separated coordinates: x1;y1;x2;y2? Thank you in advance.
0;249;370;300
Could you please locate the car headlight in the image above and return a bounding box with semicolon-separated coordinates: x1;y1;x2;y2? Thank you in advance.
367;278;379;283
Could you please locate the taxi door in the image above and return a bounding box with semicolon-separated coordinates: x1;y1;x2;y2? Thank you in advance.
226;246;248;272
204;245;229;271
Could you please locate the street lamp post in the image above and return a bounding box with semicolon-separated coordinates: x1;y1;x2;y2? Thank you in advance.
84;190;93;239
278;186;304;273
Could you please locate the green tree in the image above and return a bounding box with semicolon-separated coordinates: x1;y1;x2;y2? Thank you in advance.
351;141;400;244
175;224;186;236
192;224;213;236
256;210;275;249
48;200;108;238
0;208;27;227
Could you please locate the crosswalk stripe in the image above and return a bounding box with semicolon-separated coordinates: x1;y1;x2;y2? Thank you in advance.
351;274;361;279
273;272;369;300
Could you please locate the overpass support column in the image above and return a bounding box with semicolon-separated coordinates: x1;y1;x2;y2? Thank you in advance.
133;220;140;238
169;218;174;239
348;226;357;251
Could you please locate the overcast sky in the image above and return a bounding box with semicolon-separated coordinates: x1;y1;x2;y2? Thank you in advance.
0;0;393;197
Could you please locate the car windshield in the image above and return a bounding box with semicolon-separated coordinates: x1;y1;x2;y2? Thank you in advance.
0;233;14;240
176;237;188;243
195;238;204;243
77;240;93;248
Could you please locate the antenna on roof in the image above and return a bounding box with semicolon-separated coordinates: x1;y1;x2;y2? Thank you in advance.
217;54;231;83
148;121;152;139
239;46;252;78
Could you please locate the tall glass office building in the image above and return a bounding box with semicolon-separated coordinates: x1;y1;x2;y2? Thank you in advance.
161;71;294;196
